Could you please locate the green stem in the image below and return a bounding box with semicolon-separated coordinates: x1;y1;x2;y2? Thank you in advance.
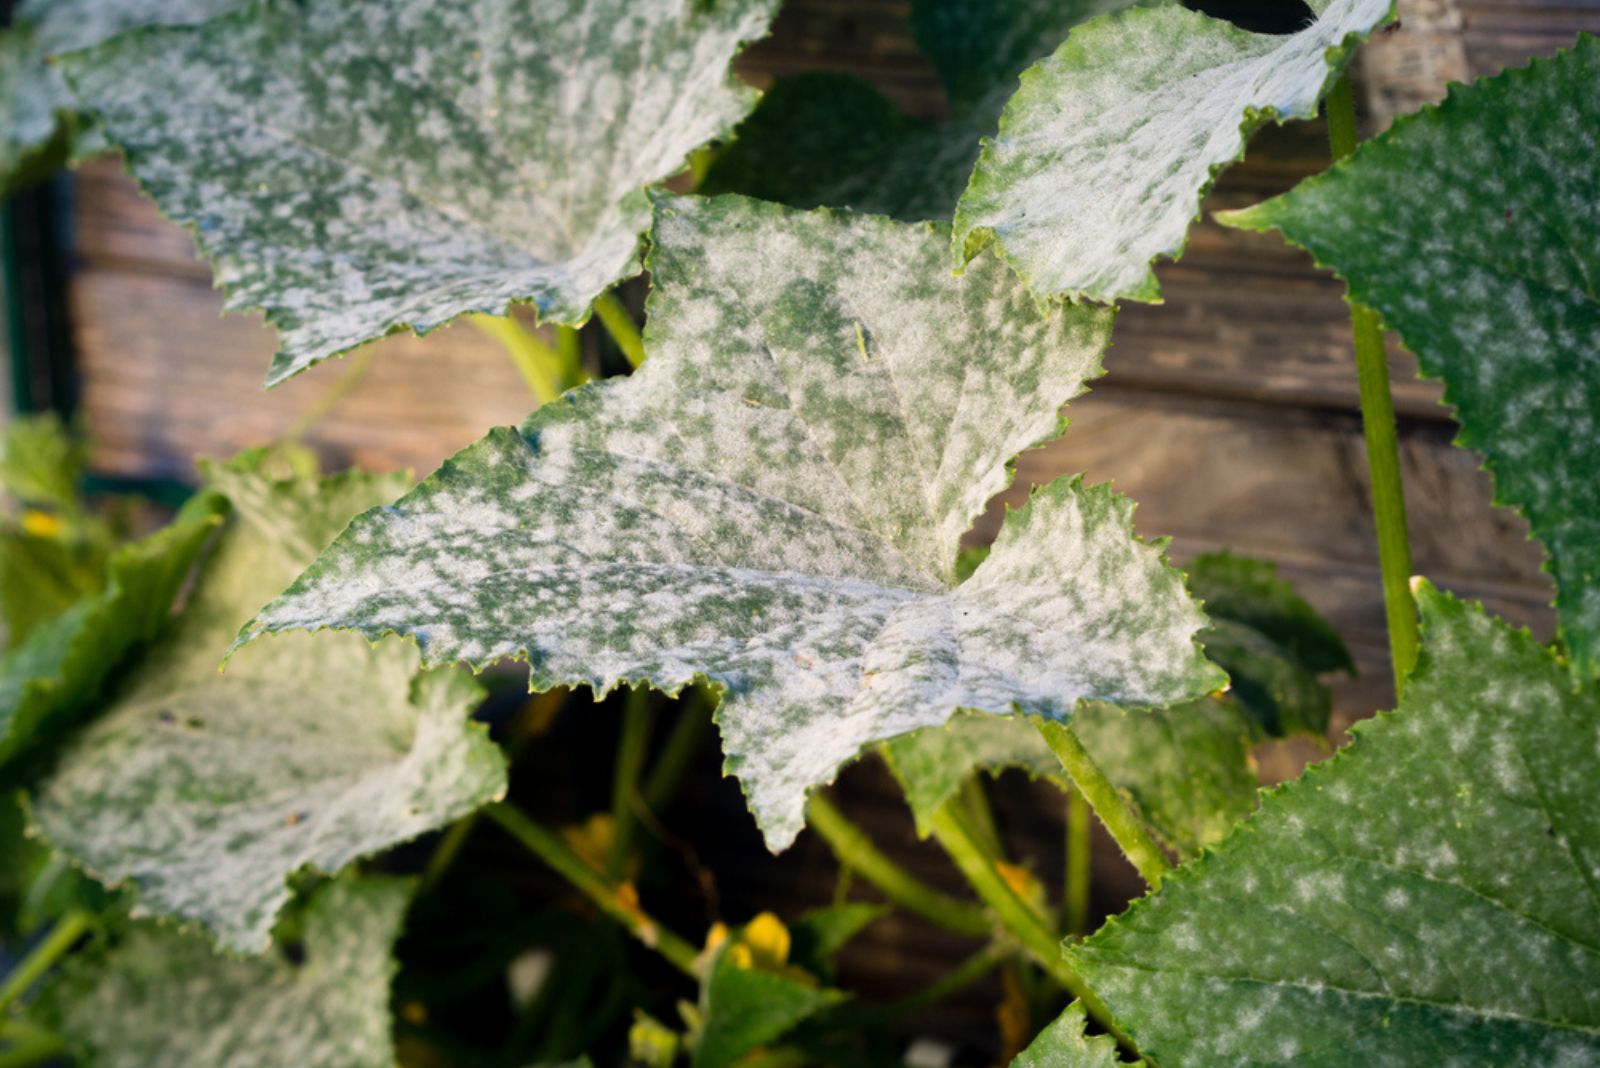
642;689;712;813
927;801;1129;1048
0;1029;66;1068
482;801;699;977
804;794;989;938
1036;723;1170;889
1064;787;1091;937
872;941;1011;1021
958;775;1005;861
607;688;655;879
281;346;375;442
469;313;564;404
593;291;646;369
1325;73;1420;695
420;814;477;891
555;324;584;388
0;910;92;1018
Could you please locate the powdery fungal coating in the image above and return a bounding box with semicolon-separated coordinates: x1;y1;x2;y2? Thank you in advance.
242;195;1224;850
952;0;1395;304
1013;1001;1143;1067
40;876;409;1068
57;0;781;386
30;458;505;953
1224;37;1600;679
1066;585;1600;1066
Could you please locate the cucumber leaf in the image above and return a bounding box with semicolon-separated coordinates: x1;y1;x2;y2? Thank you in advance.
35;876;412;1068
694;916;847;1068
1012;1001;1141;1067
1065;584;1600;1066
239;194;1223;851
1221;37;1600;679
29;455;506;952
58;0;781;386
953;0;1395;303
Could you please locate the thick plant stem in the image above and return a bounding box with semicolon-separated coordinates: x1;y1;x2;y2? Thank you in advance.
483;801;699;977
0;910;92;1017
607;688;655;878
1036;723;1171;889
959;775;1006;861
593;291;646;368
804;794;990;938
1064;787;1091;937
1325;73;1420;694
928;802;1131;1049
469;313;565;404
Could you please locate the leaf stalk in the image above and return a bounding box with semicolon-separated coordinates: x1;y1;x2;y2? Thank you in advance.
1325;73;1420;694
483;801;700;977
1035;722;1171;889
0;909;93;1019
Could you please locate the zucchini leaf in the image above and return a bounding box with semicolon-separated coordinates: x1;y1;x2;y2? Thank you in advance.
58;0;781;385
239;194;1223;851
953;0;1395;303
29;454;506;952
1065;584;1600;1065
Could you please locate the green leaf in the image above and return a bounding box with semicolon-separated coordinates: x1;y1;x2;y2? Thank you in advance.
0;493;225;775
0;0;245;196
1189;550;1353;737
788;903;886;980
694;943;846;1068
59;0;781;386
29;456;506;952
1220;38;1600;680
240;194;1223;850
1012;1001;1142;1067
883;700;1258;860
702;2;1144;222
1064;584;1600;1065
0;531;107;649
0;412;86;512
952;0;1395;303
35;875;412;1068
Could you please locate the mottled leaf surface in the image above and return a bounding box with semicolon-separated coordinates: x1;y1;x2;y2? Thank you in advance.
0;0;242;195
31;458;506;952
1012;1001;1141;1068
0;495;223;775
242;194;1222;850
61;0;780;385
1066;585;1600;1066
37;876;410;1068
953;0;1394;303
703;1;1141;222
1223;38;1600;678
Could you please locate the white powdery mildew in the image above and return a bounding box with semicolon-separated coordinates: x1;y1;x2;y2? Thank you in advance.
31;464;505;953
1224;37;1600;679
44;877;407;1068
952;0;1394;303
1066;585;1600;1066
57;0;781;384
245;195;1223;849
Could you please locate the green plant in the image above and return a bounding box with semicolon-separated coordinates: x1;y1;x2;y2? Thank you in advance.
0;1;1595;1065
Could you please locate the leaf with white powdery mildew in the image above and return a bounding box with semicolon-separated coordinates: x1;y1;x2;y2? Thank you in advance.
1064;584;1600;1066
239;193;1224;851
29;454;506;952
58;0;780;386
35;876;411;1068
953;0;1394;303
1221;37;1600;679
0;0;244;196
